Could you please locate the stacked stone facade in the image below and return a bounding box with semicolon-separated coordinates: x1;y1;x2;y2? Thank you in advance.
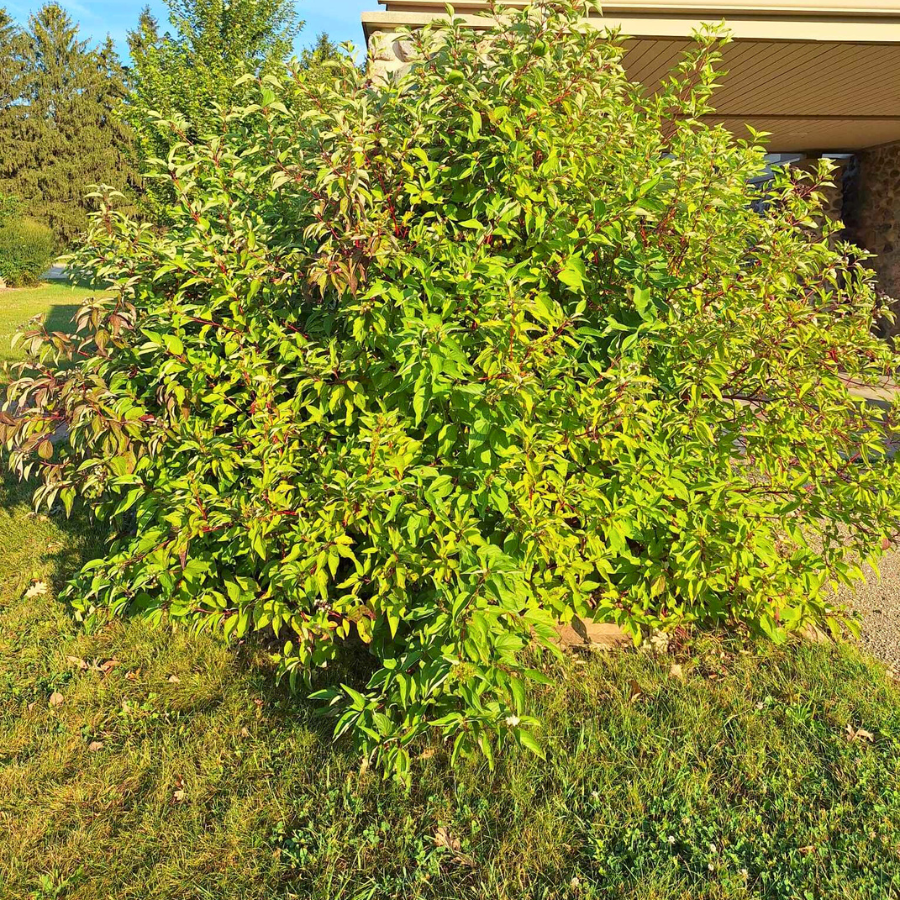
821;160;849;224
844;141;900;325
367;30;414;84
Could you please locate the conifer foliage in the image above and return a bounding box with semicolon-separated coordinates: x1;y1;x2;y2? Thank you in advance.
0;4;137;245
0;8;25;116
4;1;900;779
125;0;302;219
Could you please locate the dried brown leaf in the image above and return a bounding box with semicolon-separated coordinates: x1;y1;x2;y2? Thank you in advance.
433;826;475;866
434;826;461;853
845;723;875;743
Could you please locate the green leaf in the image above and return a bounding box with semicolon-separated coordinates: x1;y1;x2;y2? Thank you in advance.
413;388;426;425
515;727;545;759
558;255;586;293
342;684;368;710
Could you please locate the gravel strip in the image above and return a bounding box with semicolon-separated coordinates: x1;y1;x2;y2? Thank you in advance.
837;553;900;669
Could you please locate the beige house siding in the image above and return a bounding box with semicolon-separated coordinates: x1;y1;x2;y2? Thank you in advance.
363;0;900;151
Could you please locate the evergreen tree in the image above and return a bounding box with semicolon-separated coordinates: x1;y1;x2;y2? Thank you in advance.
0;8;25;111
299;32;340;71
0;4;138;245
125;0;303;219
0;8;26;160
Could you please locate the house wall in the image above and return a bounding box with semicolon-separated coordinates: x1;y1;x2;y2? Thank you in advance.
844;141;900;329
821;161;849;224
367;29;413;84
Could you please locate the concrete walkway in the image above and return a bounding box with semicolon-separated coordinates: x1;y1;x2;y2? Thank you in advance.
42;264;66;280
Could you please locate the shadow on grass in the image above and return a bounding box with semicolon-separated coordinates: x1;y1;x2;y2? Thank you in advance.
0;468;107;598
42;303;81;336
0;465;366;740
47;271;109;291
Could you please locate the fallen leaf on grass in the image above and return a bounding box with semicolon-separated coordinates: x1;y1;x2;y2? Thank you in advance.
48;691;64;707
97;659;120;675
846;724;874;743
125;670;140;681
87;741;104;752
168;675;181;683
669;663;683;680
434;827;460;852
66;656;88;670
628;679;643;702
25;581;48;599
173;790;186;802
434;827;475;867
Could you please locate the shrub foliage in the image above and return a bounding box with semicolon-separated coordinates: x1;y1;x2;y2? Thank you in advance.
124;0;302;222
3;0;900;776
0;216;54;286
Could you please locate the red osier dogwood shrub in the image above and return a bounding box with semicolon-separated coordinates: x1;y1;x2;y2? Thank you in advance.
4;0;899;778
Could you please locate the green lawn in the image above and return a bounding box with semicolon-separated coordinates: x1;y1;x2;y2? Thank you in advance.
1;466;899;900
1;288;899;900
0;279;97;365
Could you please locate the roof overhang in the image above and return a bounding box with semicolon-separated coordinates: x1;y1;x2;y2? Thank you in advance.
362;0;900;152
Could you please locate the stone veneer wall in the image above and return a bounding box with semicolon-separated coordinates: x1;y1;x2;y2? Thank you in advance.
821;160;848;224
844;141;900;330
367;30;414;84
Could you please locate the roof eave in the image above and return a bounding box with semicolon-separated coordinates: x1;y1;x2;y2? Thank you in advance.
362;8;900;42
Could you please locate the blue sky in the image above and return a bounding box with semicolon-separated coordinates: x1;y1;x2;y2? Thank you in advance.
5;0;373;59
